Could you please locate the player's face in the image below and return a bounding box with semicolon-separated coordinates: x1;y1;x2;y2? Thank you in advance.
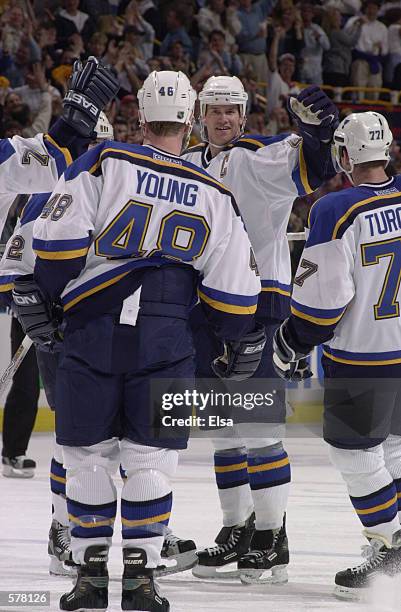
204;105;242;146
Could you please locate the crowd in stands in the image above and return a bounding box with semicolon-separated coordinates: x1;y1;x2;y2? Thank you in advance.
1;0;401;271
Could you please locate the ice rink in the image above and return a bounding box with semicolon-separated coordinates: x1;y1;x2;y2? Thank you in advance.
1;427;400;612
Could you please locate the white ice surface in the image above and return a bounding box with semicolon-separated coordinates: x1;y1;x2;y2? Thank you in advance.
1;428;400;612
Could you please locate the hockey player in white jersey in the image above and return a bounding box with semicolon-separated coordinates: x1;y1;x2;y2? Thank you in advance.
273;112;401;600
11;71;265;612
0;113;200;580
182;76;339;582
0;57;119;234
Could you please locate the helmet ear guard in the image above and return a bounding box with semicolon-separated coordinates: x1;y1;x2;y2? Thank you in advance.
198;75;248;145
333;112;393;181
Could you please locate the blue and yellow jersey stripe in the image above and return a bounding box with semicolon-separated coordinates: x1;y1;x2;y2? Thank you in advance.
61;256;167;311
198;283;258;315
291;140;313;197
261;280;291;297
64;141;234;199
291;299;346;326
323;345;401;366
307;188;401;248
33;237;91;260
0;275;17;292
0;138;15;166
44;134;73;176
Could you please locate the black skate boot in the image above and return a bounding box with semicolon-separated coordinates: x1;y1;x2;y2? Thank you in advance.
192;512;255;579
155;530;197;577
238;515;289;584
48;519;76;577
59;545;109;611
2;455;36;478
334;530;401;601
121;548;170;611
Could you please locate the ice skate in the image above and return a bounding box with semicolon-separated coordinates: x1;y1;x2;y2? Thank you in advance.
48;519;76;577
154;531;197;577
59;545;108;611
122;548;170;611
334;530;401;601
192;512;255;579
238;516;289;584
2;455;35;478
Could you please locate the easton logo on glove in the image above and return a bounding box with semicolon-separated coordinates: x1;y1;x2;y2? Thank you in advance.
244;342;266;354
13;294;39;305
64;91;98;117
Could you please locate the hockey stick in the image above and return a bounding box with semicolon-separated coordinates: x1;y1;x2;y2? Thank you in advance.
0;335;33;400
287;232;306;241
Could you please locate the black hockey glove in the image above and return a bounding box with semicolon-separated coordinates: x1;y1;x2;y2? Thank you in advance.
272;319;312;381
212;323;266;381
62;56;119;138
288;86;339;143
12;276;63;350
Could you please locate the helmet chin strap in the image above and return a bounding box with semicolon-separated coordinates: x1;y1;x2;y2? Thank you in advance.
336;152;355;185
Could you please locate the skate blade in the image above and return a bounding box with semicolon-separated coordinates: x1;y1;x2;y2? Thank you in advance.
155;551;198;577
192;563;240;580
333;584;367;602
240;564;288;585
2;466;34;478
49;557;77;577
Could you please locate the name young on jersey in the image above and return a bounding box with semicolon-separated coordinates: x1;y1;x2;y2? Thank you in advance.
136;170;198;207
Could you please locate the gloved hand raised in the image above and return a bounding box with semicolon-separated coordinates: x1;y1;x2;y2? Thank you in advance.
62;56;120;138
288;86;339;143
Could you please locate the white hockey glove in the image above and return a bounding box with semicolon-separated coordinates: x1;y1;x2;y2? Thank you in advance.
273;319;312;381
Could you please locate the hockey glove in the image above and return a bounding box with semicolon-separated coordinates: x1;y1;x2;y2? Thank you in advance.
288;86;339;143
273;319;312;381
212;323;266;381
12;276;62;350
62;56;119;138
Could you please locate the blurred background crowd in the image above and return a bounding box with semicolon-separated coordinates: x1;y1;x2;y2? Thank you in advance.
1;0;401;264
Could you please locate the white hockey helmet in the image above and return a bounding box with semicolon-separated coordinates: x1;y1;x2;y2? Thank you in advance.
333;112;393;176
94;111;114;140
199;75;248;119
137;70;196;126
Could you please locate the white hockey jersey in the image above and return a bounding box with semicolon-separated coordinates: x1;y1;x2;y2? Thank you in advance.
33;141;260;339
183;134;331;321
291;174;401;366
0;193;48;293
0;134;71;234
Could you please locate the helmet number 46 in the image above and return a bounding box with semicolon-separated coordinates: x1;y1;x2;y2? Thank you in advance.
159;87;174;96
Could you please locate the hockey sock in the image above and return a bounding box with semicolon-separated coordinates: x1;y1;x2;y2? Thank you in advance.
120;442;178;568
247;443;291;531
67;467;117;564
121;473;172;568
383;435;401;523
214;447;254;526
50;457;68;526
329;444;400;540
